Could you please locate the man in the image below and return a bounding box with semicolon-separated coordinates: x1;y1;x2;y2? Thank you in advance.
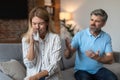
64;9;118;80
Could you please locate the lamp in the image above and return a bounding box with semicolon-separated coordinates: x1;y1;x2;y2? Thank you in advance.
44;0;52;6
60;12;75;37
60;12;72;24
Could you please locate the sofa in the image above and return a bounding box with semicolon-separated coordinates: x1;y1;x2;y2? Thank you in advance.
0;43;120;80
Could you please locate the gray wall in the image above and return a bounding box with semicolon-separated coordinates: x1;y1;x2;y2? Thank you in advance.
61;0;120;52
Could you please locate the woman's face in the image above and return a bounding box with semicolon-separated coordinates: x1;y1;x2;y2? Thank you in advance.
31;16;48;36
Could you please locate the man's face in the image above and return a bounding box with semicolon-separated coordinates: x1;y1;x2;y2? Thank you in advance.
90;14;105;32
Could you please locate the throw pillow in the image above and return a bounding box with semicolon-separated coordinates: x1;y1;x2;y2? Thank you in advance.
0;59;26;80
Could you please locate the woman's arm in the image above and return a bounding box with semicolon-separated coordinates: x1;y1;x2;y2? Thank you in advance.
26;41;35;61
28;70;48;80
22;37;37;68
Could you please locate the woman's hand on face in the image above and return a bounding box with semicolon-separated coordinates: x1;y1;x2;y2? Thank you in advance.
30;28;38;43
32;27;38;34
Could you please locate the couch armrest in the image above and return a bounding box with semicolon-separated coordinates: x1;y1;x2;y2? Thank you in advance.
113;52;120;63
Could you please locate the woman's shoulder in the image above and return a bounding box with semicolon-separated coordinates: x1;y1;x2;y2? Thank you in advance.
49;32;60;37
22;36;27;43
48;32;61;41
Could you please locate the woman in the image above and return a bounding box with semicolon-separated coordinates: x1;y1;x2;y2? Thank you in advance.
22;7;63;80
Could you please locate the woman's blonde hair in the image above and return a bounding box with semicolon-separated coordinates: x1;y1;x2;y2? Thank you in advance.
22;6;56;43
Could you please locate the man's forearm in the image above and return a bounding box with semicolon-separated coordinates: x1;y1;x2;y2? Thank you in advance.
97;55;114;64
64;47;76;59
64;49;72;59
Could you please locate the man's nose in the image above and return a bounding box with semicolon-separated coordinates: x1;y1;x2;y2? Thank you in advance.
91;21;95;26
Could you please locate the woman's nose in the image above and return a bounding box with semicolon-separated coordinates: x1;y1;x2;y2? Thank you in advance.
36;24;39;29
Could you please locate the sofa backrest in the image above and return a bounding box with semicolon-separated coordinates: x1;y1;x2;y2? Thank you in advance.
113;52;120;63
61;39;75;70
1;43;120;71
0;43;23;62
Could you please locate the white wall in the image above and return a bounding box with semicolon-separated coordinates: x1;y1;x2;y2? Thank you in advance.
61;0;120;52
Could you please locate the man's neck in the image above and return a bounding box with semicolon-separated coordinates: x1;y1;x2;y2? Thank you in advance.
91;30;101;37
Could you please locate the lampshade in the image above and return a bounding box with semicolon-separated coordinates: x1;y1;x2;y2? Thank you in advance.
60;12;72;20
44;0;52;6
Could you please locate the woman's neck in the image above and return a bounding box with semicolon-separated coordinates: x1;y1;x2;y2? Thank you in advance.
40;32;47;39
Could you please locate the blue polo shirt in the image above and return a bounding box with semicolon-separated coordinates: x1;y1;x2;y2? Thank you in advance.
71;28;112;74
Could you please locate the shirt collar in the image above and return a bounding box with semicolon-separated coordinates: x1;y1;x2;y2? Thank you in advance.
86;27;103;38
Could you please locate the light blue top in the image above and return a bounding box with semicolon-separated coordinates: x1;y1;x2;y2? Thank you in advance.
71;28;112;74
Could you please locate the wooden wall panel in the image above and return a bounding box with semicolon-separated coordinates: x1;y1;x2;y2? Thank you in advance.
53;0;60;34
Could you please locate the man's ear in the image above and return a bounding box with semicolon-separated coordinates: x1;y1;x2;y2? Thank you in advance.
101;22;106;28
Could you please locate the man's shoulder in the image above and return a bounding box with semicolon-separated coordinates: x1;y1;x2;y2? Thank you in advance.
101;31;111;38
75;28;87;36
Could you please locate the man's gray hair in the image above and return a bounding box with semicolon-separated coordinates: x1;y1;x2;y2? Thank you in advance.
90;9;108;22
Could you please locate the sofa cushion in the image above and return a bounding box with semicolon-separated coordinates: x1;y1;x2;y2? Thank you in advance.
0;43;23;62
104;63;120;79
113;52;120;62
62;54;75;69
61;39;75;70
61;68;75;80
0;59;26;80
